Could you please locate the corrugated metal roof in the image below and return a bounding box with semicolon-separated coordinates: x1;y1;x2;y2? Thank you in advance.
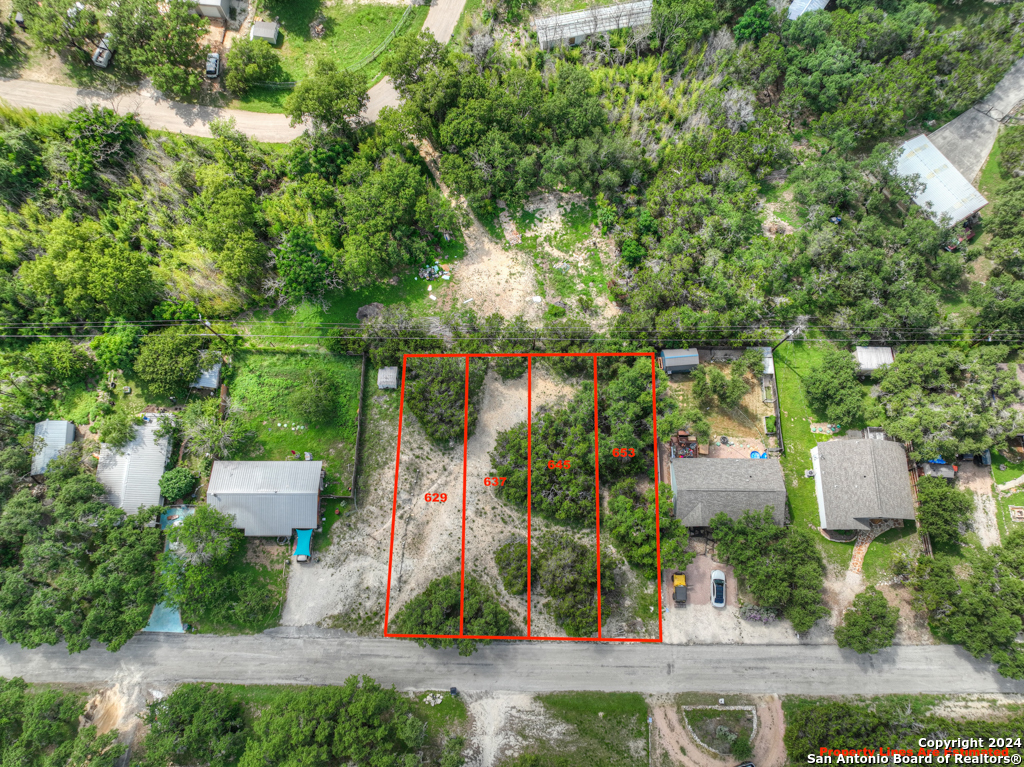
207;460;322;537
854;346;894;372
31;420;75;475
534;0;652;46
897;135;987;224
670;458;787;526
787;0;828;20
191;354;222;389
662;348;699;363
97;419;171;513
811;439;915;530
755;347;775;376
377;367;398;389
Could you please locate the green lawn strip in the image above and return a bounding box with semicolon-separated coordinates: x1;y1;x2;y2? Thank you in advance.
516;201;607;304
992;450;1024;486
774;341;854;569
514;692;648;766
860;522;918;583
409;691;468;745
451;0;484;42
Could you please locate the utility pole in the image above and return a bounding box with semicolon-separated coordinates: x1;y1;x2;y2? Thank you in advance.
771;325;800;353
198;314;228;344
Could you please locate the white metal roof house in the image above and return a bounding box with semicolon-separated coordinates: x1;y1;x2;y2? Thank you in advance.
534;0;652;50
896;135;987;224
660;348;700;374
787;0;828;19
97;418;171;513
31;420;75;476
853;346;894;375
249;20;279;44
191;353;222;390
206;460;323;537
810;438;915;531
196;0;229;19
377;367;399;389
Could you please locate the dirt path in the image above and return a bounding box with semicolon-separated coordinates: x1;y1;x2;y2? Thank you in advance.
650;695;786;767
960;463;1001;548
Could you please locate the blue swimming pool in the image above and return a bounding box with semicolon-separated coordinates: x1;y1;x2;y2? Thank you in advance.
142;506;196;633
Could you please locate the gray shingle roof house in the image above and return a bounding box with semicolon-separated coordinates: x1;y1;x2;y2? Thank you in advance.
97;418;171;513
810;439;915;531
207;460;323;537
660;348;700;374
534;0;652;50
250;20;279;44
377;366;399;389
31;420;75;476
669;458;787;527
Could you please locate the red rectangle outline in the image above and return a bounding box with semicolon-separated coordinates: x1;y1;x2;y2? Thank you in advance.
383;352;662;643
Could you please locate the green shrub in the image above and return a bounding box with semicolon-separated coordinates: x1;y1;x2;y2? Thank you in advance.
159;466;198;502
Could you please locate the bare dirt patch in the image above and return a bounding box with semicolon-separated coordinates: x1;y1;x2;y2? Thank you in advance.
446;217;542;321
960;462;1001;548
878;582;935;646
665;367;773;449
462;691;571;767
79;673;170;758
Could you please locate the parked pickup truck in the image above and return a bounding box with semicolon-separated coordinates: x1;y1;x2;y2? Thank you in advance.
672;572;687;606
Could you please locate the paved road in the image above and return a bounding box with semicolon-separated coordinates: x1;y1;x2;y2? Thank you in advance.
0;0;465;140
1;628;1021;694
930;57;1024;182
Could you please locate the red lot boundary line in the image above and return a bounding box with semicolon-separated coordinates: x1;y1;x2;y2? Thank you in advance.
383;352;662;643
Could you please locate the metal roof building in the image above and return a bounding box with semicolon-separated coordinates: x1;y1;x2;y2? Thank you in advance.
810;439;915;531
853;346;894;374
377;367;399;389
250;20;279;44
207;460;323;537
31;420;75;476
534;0;652;50
787;0;828;19
97;419;171;513
669;458;787;527
897;135;987;224
660;348;700;374
191;353;222;390
196;0;229;19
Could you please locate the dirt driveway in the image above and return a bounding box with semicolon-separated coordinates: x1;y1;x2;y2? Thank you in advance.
959;462;1000;548
673;555;738;608
650;694;787;767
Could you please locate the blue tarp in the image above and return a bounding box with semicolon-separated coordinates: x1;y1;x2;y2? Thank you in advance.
295;529;313;558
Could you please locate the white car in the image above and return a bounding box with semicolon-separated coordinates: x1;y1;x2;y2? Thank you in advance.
92;34;113;68
711;569;726;608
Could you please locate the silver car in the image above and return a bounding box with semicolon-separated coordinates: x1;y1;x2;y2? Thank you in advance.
92;34;113;68
206;52;220;79
711;569;726;608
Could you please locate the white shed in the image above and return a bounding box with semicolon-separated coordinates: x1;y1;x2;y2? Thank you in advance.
377;367;399;390
196;0;229;19
250;20;279;44
853;346;895;375
31;420;76;476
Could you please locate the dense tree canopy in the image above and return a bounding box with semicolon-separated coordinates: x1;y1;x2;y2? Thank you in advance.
834;586;899;653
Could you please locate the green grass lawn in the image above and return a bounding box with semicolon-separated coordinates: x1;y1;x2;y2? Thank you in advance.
774;341;854;569
190;542;289;634
229;352;362;547
860;521;918;583
995;489;1024;541
992;450;1024;486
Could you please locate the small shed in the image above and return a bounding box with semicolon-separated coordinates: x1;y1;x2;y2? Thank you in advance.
660;348;700;374
787;0;828;19
377;367;399;390
191;352;222;390
250;20;279;44
196;0;229;19
533;0;652;50
31;420;75;477
896;135;987;224
853;346;894;375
